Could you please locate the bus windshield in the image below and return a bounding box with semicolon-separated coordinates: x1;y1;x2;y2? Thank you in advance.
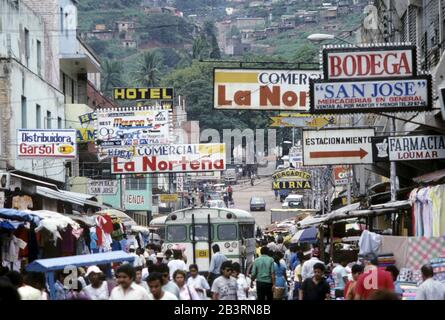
239;224;255;239
218;224;237;240
190;224;213;241
167;225;187;242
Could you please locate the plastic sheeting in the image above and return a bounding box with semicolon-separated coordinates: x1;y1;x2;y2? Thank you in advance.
0;208;41;225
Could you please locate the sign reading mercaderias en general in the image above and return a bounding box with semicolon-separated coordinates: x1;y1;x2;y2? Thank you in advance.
372;135;445;162
113;88;174;100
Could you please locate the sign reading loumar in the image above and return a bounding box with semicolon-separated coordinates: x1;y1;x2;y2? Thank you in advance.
372;135;445;161
112;143;226;174
17;129;77;158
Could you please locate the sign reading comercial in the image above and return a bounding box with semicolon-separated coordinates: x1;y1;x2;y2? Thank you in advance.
214;68;322;111
96;107;170;147
111;143;226;174
113;88;174;100
272;180;312;190
17;129;77;159
372;135;445;162
303;128;374;166
87;180;118;195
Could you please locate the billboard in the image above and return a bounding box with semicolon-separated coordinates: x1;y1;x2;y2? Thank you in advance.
310;76;432;114
111;143;226;174
272;169;311;180
303;128;375;166
17;129;77;159
372;135;445;162
269;114;336;129
87;180;118;195
272;180;312;190
214;68;322;111
113;87;174;100
96;107;171;148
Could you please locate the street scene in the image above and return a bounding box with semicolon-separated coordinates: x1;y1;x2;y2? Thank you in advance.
1;0;445;304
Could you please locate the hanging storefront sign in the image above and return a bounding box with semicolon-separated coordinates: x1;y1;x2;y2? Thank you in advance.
113;87;174;100
77;128;96;143
111;143;226;174
322;46;417;80
333;165;352;186
176;176;184;192
310;76;432;114
372;135;445;162
96;107;170;147
17;129;77;159
269;114;336;128
160;194;178;202
79;112;97;124
303;128;374;165
272;168;311;180
214;68;322;111
87;180;118;195
272;180;312;190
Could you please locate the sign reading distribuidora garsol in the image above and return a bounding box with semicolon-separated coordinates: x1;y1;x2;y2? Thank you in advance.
214;68;322;111
372;135;445;162
112;143;226;174
17;129;77;159
303;128;375;166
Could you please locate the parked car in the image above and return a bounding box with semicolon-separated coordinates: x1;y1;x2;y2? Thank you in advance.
282;194;304;209
250;197;266;211
206;200;227;208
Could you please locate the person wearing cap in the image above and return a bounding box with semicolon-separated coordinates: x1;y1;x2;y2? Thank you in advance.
301;248;324;281
82;266;110;300
354;252;394;300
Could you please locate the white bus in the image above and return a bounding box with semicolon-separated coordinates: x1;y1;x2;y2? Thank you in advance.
163;207;256;274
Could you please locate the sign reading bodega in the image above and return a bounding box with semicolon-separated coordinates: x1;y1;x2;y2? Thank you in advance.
18;129;77;159
112;143;226;174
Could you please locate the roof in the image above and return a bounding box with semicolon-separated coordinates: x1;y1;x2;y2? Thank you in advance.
150;215;168;226
26;251;134;273
36;186;105;208
167;207;254;223
413;168;445;184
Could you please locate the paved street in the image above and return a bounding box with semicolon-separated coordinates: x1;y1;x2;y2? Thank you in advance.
232;177;282;228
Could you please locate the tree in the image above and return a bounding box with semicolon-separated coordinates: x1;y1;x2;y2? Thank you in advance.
131;51;163;87
192;35;210;60
101;59;124;96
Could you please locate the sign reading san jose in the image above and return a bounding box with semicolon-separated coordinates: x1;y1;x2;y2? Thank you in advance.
214;68;322;111
303;128;375;166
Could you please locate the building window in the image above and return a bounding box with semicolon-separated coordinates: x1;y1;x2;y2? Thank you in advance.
36;104;41;128
37;40;42;76
60;7;64;32
125;176;147;190
46;111;51;129
21;96;27;128
58;117;62;129
24;28;30;66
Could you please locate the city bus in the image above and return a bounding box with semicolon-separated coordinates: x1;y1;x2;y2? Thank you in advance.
163;207;256;274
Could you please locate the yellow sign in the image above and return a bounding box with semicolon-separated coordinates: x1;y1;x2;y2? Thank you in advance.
58;145;74;154
76;128;96;143
198;144;225;155
272;180;312;190
113;87;174;100
269;114;336;129
160;194;178;202
195;249;209;258
272;169;311;180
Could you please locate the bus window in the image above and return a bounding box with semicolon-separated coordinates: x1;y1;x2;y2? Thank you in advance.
190;224;213;241
239;224;254;239
218;224;237;241
167;225;187;242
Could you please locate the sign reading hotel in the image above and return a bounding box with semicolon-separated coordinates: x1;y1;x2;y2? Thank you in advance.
272;180;312;190
112;143;226;174
96;107;170;147
17;129;77;159
303;128;374;166
214;68;322;111
88;180;118;195
113;88;174;100
272;169;311;180
372;135;445;162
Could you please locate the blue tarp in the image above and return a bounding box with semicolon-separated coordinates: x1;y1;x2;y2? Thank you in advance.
298;227;318;243
26;251;135;272
0;208;41;225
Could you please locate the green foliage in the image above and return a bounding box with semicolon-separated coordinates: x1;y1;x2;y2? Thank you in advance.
101;59;124;96
130;51;163;86
141;14;194;45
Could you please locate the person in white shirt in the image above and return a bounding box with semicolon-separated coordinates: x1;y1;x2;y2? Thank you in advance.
147;272;178;300
301;248;324;281
135;266;150;293
168;250;187;280
82;265;110;300
232;262;249;300
416;264;445;300
187;264;210;300
173;269;201;300
332;259;349;294
109;264;149;300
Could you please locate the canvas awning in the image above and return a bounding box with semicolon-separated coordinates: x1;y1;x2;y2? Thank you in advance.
413;168;445;184
291;227;318;243
36;186;106;208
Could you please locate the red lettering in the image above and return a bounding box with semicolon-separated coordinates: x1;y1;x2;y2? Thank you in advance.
202;160;212;170
217;85;232;105
398;52;411;75
329;56;342;77
158;161;168;170
214;160;225;170
260;86;280;106
299;91;307;107
282;91;298;107
234;90;251;105
190;160;200;170
142;156;157;171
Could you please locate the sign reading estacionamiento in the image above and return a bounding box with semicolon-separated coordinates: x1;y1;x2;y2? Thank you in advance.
214;68;322;111
372;135;445;162
113;88;174;100
111;143;226;174
17;129;77;159
272;180;312;190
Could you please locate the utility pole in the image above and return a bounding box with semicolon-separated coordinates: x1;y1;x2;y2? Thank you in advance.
390;118;398;201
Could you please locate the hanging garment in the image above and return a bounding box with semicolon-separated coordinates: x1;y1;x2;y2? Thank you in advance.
414;189;425;236
418;188;433;237
102;215;114;234
429;185;445;237
378;236;409;270
27;226;39;262
90;227;98;251
95;226;103;246
358;230;382;255
409;188;418;236
406;236;445;271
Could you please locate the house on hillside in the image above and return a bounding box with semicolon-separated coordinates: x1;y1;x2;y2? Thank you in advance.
115;21;136;33
236;17;266;31
226;36;251;56
162;6;183;17
296;10;319;24
320;6;338;20
281;15;297;28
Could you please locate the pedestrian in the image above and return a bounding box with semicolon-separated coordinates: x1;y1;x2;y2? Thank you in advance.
109;264;149;300
288;246;299;271
146;272;178;300
344;264;364;300
8;271;39;300
354;252;394;300
187;264;210;300
0;276;20;301
173;270;201;300
274;189;278;200
416;264;445;300
292;252;306;300
385;265;403;298
251;247;275;301
163;249;173;264
54;271;68;300
211;261;238;300
273;252;288;300
275;236;287;254
156;263;180;299
299;263;331;301
332;259;349;298
168;250;187;280
232;262;249;300
227;185;233;202
223;192;229;207
301;248;324;281
134;266;150;293
200;190;205;206
208;244;228;287
82;266;110;300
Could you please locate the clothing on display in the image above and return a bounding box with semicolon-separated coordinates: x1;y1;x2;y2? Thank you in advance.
358;230;382;255
406;236;445;271
430;257;445;283
378;236;409;270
